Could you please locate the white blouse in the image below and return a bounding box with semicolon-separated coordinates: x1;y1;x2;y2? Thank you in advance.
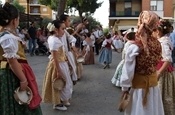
61;30;76;53
102;38;113;47
120;44;139;91
83;35;95;47
122;41;134;59
48;35;64;59
158;36;173;62
0;32;21;59
48;35;63;51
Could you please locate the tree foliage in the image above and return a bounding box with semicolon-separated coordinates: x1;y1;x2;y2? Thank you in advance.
13;0;25;13
39;0;103;18
39;0;58;11
67;0;103;18
41;17;52;27
39;0;67;18
71;15;101;31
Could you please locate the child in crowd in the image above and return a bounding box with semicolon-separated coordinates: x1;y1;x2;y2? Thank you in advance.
42;20;72;111
111;32;136;87
153;19;175;115
82;32;95;65
98;34;117;69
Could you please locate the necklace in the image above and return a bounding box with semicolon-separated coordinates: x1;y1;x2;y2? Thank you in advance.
4;28;19;37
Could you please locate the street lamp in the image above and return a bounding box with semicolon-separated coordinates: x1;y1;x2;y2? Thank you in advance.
26;0;29;29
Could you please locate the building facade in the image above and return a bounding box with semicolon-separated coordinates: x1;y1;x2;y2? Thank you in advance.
109;0;174;32
17;0;53;19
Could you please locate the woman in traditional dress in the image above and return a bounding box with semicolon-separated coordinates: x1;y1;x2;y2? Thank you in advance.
111;32;136;87
59;14;78;85
112;31;124;53
42;20;72;111
0;2;42;114
152;19;175;115
82;32;95;65
120;11;164;115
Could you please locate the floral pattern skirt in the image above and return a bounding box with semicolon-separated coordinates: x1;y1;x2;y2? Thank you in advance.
0;68;42;115
111;59;124;87
158;71;175;115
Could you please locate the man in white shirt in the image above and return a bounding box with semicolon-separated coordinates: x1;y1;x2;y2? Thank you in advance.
93;25;104;55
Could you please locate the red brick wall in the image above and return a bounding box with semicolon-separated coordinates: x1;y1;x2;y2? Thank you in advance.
142;0;150;11
164;0;173;17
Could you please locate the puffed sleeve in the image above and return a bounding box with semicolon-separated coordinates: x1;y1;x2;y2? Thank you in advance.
48;36;62;51
120;44;139;91
161;41;173;62
65;30;76;46
102;39;107;47
0;34;19;58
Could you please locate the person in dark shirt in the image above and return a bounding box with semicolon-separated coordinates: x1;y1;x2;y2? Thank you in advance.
28;22;37;56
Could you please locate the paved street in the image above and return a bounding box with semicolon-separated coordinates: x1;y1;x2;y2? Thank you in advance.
27;51;124;115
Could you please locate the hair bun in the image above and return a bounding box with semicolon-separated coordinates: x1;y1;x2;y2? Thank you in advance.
0;8;10;26
2;2;11;10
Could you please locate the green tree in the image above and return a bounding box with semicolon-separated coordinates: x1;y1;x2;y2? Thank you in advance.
103;28;109;36
13;0;25;13
39;0;67;18
39;0;102;19
71;15;101;31
39;0;58;11
67;0;103;18
41;17;52;27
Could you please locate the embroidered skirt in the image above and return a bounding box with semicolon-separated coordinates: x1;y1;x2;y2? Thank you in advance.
111;59;124;87
0;67;42;115
158;71;175;115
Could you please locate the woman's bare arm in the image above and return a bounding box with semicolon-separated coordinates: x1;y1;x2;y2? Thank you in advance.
7;58;28;90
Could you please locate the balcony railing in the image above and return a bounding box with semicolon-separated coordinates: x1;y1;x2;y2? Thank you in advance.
109;11;140;17
30;0;39;5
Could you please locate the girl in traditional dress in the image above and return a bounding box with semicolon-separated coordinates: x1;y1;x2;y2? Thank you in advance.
120;11;164;115
112;31;124;53
152;19;175;115
59;14;78;85
82;32;95;65
111;32;136;87
98;34;116;69
0;2;42;114
42;20;72;111
67;27;83;80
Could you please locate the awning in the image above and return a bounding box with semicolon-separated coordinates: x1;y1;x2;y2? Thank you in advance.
118;26;137;30
122;28;138;34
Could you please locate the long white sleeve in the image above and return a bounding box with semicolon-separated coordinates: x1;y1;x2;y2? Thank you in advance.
120;44;139;91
